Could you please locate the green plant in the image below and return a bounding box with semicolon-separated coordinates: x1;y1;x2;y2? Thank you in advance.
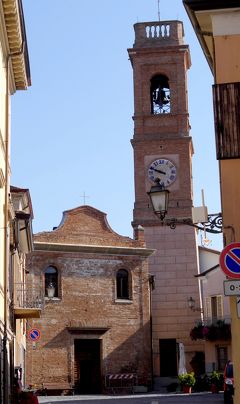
210;371;223;389
211;371;220;383
178;372;196;387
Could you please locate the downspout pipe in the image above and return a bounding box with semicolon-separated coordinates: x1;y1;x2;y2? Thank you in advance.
3;41;25;404
149;275;155;391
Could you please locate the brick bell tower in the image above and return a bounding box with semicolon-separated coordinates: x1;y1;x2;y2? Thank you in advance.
128;21;203;378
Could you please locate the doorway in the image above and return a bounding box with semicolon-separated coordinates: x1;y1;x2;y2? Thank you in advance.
159;339;177;376
74;339;101;394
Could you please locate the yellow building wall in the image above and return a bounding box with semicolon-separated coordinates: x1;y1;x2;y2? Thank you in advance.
0;3;31;398
213;17;240;404
215;35;240;84
220;160;240;241
214;31;240;244
205;341;232;370
0;36;7;334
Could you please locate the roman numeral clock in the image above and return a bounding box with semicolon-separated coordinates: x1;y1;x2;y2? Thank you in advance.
148;158;177;187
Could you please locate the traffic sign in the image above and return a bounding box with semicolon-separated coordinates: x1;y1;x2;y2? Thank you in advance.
220;242;240;279
224;280;240;296
28;328;41;341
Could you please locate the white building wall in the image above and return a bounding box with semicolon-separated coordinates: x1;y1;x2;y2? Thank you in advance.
199;247;230;318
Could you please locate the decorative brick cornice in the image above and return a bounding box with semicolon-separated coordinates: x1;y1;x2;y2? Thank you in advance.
2;0;30;89
34;241;155;258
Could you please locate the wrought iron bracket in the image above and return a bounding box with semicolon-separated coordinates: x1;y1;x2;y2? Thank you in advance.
164;213;222;234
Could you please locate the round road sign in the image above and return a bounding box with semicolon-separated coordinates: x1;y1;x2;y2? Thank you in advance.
220;242;240;279
28;328;41;341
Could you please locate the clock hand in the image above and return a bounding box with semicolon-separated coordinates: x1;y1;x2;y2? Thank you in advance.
150;167;166;175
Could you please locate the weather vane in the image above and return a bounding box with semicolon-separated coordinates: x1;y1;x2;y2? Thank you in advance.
157;0;160;21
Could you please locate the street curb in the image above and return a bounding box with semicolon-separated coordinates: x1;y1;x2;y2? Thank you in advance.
38;391;223;402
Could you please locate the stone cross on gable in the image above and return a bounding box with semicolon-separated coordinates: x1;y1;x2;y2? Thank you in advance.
80;192;89;205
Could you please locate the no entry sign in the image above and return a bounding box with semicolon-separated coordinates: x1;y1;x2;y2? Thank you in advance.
28;328;41;341
220;242;240;279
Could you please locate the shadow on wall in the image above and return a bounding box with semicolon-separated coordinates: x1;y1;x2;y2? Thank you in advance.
28;321;152;393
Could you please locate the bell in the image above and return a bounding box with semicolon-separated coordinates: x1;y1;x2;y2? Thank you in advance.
155;89;170;106
162;95;170;105
160;90;170;104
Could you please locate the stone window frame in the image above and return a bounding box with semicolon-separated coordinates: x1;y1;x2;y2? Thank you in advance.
43;264;61;301
115;268;133;303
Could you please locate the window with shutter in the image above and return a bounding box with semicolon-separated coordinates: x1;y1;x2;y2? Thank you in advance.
205;295;223;323
216;295;223;319
204;297;212;321
217;346;228;371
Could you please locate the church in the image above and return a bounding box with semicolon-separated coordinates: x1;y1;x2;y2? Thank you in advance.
26;206;153;394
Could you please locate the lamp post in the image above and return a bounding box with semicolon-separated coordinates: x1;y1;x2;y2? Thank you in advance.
147;179;169;221
187;296;203;313
188;297;195;310
147;180;222;234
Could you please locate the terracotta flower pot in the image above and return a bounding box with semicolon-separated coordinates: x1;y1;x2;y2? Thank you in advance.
19;391;39;404
211;384;219;393
183;385;192;394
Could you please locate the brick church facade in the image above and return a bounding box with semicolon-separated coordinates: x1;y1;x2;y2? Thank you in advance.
26;206;153;393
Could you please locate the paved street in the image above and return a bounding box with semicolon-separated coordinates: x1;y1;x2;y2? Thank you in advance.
38;392;224;404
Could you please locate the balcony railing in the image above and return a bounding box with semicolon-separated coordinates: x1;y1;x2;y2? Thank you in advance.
201;316;231;326
14;283;44;319
190;317;231;342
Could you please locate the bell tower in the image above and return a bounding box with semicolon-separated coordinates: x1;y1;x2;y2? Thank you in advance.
128;21;203;378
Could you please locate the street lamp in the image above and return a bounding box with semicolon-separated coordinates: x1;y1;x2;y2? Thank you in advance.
187;297;203;313
147;180;222;234
188;296;195;310
147;179;169;221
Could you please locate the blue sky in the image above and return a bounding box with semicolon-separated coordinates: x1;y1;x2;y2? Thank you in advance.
11;0;222;249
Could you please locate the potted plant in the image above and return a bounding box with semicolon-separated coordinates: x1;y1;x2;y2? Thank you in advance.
178;372;196;393
210;371;223;393
19;388;39;404
190;321;231;342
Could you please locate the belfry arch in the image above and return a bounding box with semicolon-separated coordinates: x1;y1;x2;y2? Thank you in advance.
150;74;170;114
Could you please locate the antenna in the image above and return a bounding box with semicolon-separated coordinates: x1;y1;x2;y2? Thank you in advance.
157;0;160;21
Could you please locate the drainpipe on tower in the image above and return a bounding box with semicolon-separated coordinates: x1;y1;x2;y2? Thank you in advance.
149;274;155;391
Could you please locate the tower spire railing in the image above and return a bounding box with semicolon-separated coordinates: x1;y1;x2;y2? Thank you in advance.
133;21;184;48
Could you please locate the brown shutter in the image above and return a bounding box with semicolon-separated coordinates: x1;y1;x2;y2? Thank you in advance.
213;82;240;159
216;295;223;319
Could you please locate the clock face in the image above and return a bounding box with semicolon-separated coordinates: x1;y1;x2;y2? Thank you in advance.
148;158;177;187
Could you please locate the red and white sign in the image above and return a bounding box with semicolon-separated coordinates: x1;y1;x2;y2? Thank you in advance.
28;328;41;341
220;242;240;279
